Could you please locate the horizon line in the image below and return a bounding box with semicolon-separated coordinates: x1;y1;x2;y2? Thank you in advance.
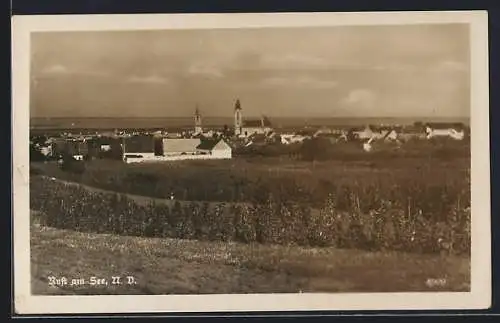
30;115;471;119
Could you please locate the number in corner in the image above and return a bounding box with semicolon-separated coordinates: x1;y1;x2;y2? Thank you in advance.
426;278;447;288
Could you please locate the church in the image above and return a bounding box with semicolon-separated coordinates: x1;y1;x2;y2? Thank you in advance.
233;99;273;137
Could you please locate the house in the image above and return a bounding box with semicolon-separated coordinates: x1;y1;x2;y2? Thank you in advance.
313;127;334;137
363;137;375;152
371;126;401;142
280;134;307;145
40;145;52;157
62;139;89;159
100;144;112;152
246;133;269;146
123;137;232;163
351;125;374;140
196;138;232;159
383;129;399;142
122;135;155;162
424;122;466;140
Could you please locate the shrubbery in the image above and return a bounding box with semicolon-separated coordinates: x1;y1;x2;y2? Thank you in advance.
30;176;470;255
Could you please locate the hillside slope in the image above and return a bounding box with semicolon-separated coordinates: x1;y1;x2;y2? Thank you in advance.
31;217;470;295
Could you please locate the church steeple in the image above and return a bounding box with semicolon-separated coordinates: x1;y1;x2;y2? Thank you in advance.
234;99;242;136
194;104;202;134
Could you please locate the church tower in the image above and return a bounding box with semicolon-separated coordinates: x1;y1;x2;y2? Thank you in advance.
194;105;202;134
234;99;243;135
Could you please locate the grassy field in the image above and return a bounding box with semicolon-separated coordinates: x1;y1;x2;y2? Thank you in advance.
29;140;471;294
31;212;470;295
30;139;471;254
31;150;470;213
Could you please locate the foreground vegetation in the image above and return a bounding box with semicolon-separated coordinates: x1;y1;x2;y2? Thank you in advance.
29;138;471;255
30;171;470;255
31;138;470;214
31;212;470;295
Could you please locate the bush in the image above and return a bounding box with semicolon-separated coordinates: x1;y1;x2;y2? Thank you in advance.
29;175;471;256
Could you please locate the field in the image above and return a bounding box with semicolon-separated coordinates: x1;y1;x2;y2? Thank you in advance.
31;212;470;294
29;138;471;294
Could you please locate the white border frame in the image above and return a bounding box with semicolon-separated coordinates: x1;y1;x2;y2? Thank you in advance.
12;11;491;314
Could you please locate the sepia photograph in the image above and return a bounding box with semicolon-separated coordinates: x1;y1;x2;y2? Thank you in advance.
12;11;490;314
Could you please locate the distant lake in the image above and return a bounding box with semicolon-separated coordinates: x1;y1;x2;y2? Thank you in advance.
30;116;470;131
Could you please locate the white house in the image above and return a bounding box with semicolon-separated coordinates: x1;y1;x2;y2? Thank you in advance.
123;137;232;163
363;137;375;152
40;145;52;157
353;125;374;140
196;138;232;159
100;144;112;152
280;134;307;145
425;123;466;140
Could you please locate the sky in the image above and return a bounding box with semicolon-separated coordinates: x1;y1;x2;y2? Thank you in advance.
30;24;470;118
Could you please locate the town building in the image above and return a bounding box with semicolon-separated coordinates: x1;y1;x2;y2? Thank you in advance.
233;99;273;137
194;106;203;134
424;122;466;140
122;134;156;162
196;138;232;159
122;135;232;163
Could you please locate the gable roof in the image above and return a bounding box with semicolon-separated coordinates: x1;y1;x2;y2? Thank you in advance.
382;129;398;140
196;138;232;151
162;138;200;153
242;116;272;128
196;139;219;150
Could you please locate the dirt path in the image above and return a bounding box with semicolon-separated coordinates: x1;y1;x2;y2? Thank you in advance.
39;175;243;209
37;175;322;216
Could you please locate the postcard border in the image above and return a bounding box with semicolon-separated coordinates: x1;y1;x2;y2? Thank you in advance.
12;11;491;314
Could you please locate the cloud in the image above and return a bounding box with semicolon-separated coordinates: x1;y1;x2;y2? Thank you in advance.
39;64;110;77
41;64;70;74
260;54;330;70
371;63;418;72
261;76;338;89
341;89;377;109
434;60;468;72
372;61;468;73
187;64;224;78
126;75;170;84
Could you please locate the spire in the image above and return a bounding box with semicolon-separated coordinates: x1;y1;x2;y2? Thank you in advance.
234;99;241;111
194;104;202;133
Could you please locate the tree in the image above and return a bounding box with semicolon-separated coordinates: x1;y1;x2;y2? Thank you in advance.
60;153;86;174
299;137;332;161
30;145;46;162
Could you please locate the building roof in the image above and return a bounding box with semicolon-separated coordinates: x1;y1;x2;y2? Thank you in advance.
196;138;232;151
162;138;200;153
297;128;317;136
196;139;220;150
425;122;466;130
243;120;263;127
242;116;272;128
248;133;268;142
124;135;155;153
